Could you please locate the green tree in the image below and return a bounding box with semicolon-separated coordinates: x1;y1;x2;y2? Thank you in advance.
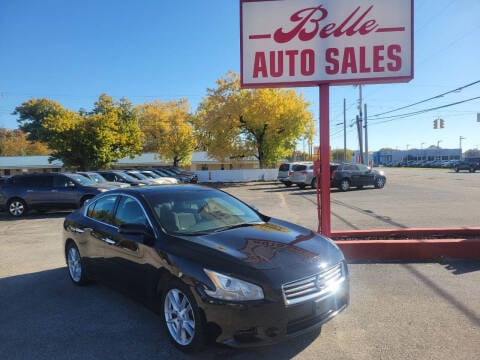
13;95;144;170
195;72;314;168
13;98;64;142
137;99;196;166
331;148;354;162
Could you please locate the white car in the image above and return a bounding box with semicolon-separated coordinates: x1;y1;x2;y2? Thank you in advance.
138;170;178;184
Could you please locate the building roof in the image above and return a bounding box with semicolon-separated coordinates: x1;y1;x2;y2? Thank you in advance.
0;155;63;168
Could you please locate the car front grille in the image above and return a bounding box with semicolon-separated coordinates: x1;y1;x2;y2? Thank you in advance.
282;262;344;306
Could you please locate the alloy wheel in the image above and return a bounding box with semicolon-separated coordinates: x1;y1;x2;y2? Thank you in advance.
164;288;196;346
67;245;82;283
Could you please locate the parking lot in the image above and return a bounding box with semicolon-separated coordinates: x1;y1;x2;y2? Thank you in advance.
1;168;479;359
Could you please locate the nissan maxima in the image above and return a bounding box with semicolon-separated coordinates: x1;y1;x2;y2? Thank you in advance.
63;185;349;351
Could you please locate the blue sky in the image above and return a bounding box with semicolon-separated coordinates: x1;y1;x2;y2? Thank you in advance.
1;0;479;152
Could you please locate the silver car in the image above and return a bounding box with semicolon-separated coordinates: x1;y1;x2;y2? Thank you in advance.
290;162;316;189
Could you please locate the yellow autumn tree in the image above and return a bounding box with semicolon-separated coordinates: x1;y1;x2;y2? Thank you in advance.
195;72;314;168
137;99;196;166
0;128;50;156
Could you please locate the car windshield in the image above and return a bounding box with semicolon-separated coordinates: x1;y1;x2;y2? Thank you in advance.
87;172;107;183
116;172;138;182
142;171;160;179
66;174;96;186
147;189;264;235
127;171;149;180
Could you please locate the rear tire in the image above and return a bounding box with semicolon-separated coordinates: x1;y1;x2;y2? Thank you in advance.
311;178;316;189
65;242;89;285
284;181;292;187
339;179;350;192
298;183;306;189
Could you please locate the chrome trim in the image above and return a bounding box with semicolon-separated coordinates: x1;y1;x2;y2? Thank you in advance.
282;262;345;306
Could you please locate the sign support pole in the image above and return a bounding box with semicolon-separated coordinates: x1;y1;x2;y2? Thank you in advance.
318;84;331;237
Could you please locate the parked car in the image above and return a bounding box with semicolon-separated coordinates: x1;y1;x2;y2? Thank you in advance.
63;185;349;351
0;172;114;217
277;162;298;187
290;162;314;189
155;166;198;184
290;162;339;189
77;171;130;188
330;163;386;191
95;170;149;186
137;170;178;184
453;158;480;173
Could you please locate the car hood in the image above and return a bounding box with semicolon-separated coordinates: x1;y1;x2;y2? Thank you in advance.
174;219;344;272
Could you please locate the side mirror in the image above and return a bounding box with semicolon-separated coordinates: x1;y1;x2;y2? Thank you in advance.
118;223;155;245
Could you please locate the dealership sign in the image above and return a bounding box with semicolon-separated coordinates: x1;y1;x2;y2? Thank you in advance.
240;0;413;88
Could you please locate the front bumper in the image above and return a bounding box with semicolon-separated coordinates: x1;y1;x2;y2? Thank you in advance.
196;274;349;347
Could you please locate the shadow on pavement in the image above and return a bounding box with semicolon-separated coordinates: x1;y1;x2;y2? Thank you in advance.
0;268;318;360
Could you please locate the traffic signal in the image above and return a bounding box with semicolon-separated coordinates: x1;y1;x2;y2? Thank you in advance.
433;119;438;129
440;119;445;128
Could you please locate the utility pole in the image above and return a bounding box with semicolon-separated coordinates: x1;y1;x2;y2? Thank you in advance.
356;85;364;163
343;98;347;162
459;136;465;151
364;103;368;166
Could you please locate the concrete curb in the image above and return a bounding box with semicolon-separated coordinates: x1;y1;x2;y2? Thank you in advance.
330;228;480;261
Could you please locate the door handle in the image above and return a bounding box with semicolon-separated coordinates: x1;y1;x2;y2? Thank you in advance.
104;238;116;245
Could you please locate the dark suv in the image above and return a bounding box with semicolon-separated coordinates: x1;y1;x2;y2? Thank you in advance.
0;172;114;217
453;158;480;173
330;163;386;191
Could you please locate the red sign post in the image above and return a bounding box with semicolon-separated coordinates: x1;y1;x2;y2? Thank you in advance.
240;0;413;236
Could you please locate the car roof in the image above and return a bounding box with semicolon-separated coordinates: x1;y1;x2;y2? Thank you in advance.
107;184;212;196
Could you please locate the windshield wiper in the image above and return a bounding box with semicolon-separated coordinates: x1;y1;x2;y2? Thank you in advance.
213;221;264;233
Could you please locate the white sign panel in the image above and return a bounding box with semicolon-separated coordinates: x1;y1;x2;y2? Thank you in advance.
241;0;413;88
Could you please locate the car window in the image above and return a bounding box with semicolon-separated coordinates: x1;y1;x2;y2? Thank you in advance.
292;164;307;171
53;175;75;188
114;196;147;226
279;163;291;171
344;164;357;171
148;189;263;234
357;164;370;172
66;174;96;186
86;195;118;225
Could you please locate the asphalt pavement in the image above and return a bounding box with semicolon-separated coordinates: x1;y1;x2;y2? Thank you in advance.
0;168;479;359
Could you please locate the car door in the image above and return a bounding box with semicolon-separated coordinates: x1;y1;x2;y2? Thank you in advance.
52;174;81;208
356;164;375;186
20;174;55;208
102;195;151;298
81;194;120;278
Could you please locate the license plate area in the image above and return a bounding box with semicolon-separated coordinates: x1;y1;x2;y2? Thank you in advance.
314;295;338;316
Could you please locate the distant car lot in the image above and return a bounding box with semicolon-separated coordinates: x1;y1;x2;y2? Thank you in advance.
1;168;479;359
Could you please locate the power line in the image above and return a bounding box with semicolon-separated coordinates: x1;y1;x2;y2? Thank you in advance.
370;96;480;125
371;80;480;117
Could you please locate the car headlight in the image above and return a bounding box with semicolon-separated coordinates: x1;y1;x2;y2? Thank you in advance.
203;269;264;301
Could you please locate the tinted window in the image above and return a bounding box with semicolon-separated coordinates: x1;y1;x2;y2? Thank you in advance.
53;175;74;188
279;164;291;171
114;196;147;226
292;164;307;171
86;195;118;224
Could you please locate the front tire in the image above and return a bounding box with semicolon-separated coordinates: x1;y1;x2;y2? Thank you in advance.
8;198;27;217
374;177;386;189
65;242;89;285
311;178;316;189
161;281;205;352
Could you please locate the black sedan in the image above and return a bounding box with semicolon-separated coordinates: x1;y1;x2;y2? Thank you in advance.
63;185;349;352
